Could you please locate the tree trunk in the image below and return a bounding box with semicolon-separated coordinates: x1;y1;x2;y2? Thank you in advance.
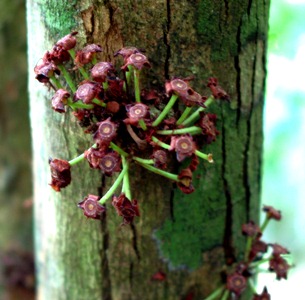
27;1;269;299
0;0;34;299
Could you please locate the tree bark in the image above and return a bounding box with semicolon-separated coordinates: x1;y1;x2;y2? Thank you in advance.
27;1;269;299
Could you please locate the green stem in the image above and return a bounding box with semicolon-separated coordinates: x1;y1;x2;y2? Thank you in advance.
181;96;214;126
220;289;229;300
244;236;253;262
134;68;141;103
156;126;202;136
176;107;193;125
152;94;179;127
92;98;106;107
131;157;154;165
134;158;179;181
260;216;270;233
99;167;127;204
103;81;109;91
50;75;63;89
138;119;147;131
68;143;97;166
249;256;272;268
57;64;76;92
71;102;94;110
151;136;213;163
123;66;132;92
204;286;225;300
68;49;89;79
248;278;257;294
110;142;129;157
121;156;132;200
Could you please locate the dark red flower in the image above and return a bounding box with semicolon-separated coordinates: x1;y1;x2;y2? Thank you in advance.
207;77;230;101
74;81;102;104
78;194;105;220
249;239;268;261
242;221;262;238
99;152;121;176
252;287;270;300
34;60;59;83
169;135;196;162
112;193;140;225
49;158;71;191
75;44;103;66
226;272;247;296
91;62;116;82
197;113;219;143
44;47;71;65
152;149;168;169
84;146;106;169
269;256;290;280
93;117;117;145
114;47;142;60
51;89;70;113
270;243;289;257
55;31;78;50
177;168;194;194
263;205;282;221
122;53;151;70
124;103;149;125
180;88;206;107
165;78;190;96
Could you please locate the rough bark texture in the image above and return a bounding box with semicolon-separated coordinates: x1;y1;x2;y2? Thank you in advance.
27;0;269;299
0;0;34;299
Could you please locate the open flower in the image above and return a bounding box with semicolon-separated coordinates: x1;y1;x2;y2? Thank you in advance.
75;44;103;66
99;152;121;176
242;221;261;237
78;194;105;220
112;193;140;225
91;62;116;82
34;60;59;83
152;149;167;169
51;89;70;113
55;31;78;50
263;205;282;221
207;77;230;101
74;81;102;104
169;135;196;162
49;158;71;191
226;272;247;297
122;53;151;70
252;287;270;300
269;256;290;280
93;117;117;145
197;113;219;143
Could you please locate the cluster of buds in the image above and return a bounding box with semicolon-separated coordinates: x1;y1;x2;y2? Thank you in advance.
35;32;229;225
205;206;291;300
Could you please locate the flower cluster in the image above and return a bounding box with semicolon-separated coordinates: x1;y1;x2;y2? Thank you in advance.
204;205;292;300
35;32;228;224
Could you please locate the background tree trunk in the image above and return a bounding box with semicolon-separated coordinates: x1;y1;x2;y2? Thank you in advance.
0;0;34;299
27;1;269;299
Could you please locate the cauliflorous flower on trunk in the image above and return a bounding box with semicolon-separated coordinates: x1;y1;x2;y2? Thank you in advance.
177;168;194;194
152;149;167;169
74;81;102;104
99;152;121;176
270;243;289;257
252;287;270;300
207;77;230;101
226;273;247;297
112;193;140;225
197;113;219;143
124;103;149;125
55;31;78;50
75;44;103;66
91;62;116;83
51;89;70;113
263;205;282;221
122;53;151;70
93;117;117;145
169;135;196;162
49;158;71;191
84;146;106;169
249;239;268;261
269;256;290;280
242;221;262;237
78;194;105;220
114;47;142;60
34;60;59;83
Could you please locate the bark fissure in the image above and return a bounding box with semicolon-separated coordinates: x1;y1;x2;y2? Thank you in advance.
221;120;236;265
131;223;141;260
234;20;242;125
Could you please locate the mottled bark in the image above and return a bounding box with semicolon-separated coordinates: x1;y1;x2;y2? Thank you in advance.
0;0;34;299
27;1;269;299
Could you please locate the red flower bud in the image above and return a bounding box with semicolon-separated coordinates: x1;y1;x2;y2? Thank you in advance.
242;221;262;237
177;168;194;194
114;47;142;59
75;44;103;66
263;205;282;221
49;158;71;191
207;77;230;101
78;194;105;220
34;61;59;83
252;287;270;300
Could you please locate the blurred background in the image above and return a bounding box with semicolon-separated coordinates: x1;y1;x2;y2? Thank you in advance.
257;0;305;297
0;0;304;299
